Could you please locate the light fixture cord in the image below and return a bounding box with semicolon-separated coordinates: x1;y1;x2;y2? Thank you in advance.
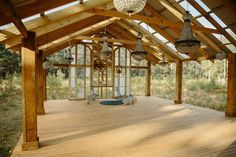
186;0;189;12
104;4;107;36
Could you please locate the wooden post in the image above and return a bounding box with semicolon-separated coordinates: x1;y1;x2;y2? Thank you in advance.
36;50;46;115
174;60;183;104
21;31;39;150
146;61;151;96
225;53;236;117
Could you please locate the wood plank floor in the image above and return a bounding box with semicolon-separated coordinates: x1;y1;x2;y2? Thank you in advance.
11;96;236;157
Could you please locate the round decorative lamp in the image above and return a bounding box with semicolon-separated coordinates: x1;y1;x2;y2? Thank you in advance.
131;33;147;61
216;50;227;60
159;53;168;66
116;65;122;73
113;0;147;16
175;11;200;54
100;36;112;60
42;58;54;69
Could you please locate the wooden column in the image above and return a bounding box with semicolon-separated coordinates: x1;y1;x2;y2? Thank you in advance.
146;61;151;96
225;53;236;117
174;60;183;104
36;50;46;115
21;31;39;150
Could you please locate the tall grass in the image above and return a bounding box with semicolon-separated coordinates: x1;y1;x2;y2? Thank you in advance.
0;74;22;157
47;71;69;100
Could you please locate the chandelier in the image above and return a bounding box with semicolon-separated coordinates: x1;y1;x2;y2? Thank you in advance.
175;11;200;54
116;65;122;73
113;0;147;16
65;46;74;64
216;50;227;60
131;33;147;61
159;52;168;66
42;58;53;69
100;36;112;60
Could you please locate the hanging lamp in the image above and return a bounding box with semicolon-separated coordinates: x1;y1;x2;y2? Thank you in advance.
65;46;74;64
100;36;112;60
175;11;200;54
65;38;74;63
131;33;147;61
216;50;227;60
113;0;147;16
100;4;112;60
116;65;122;73
42;58;53;69
159;52;168;66
42;34;54;69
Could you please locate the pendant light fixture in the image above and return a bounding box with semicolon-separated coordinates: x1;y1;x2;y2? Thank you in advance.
159;51;168;66
100;4;112;60
175;2;200;54
131;32;147;61
42;58;54;69
42;33;54;69
65;38;74;64
113;0;147;16
116;65;122;73
100;36;112;60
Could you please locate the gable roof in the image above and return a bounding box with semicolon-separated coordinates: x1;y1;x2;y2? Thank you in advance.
0;0;236;63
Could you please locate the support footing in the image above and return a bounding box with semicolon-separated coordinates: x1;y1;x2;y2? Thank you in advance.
225;112;236;117
174;100;182;104
37;109;45;115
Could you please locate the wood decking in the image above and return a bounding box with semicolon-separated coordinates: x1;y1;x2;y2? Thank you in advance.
11;97;236;157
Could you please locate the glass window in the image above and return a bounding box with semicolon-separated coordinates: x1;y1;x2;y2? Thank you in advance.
180;1;201;17
197;17;216;29
226;44;236;53
195;0;211;12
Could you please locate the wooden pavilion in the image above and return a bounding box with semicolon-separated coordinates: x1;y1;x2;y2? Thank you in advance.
1;0;236;154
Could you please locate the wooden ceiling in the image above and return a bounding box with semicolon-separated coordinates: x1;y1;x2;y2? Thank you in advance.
0;0;236;63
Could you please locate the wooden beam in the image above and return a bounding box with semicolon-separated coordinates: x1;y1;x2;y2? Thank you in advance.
225;53;236;117
123;20;184;60
21;31;39;150
159;0;222;53
174;60;183;104
74;36;158;46
0;0;28;37
86;8;219;34
36;50;46;115
42;18;118;56
187;0;236;50
144;4;208;60
107;24;161;62
0;0;80;26
146;61;151;96
3;15;106;50
1;1;114;49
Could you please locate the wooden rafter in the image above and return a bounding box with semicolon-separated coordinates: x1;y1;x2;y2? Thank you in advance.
0;0;28;37
144;4;209;60
158;0;222;53
120;20;184;60
0;0;111;26
187;0;236;49
42;18;119;56
74;36;159;46
107;24;163;62
86;8;219;34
